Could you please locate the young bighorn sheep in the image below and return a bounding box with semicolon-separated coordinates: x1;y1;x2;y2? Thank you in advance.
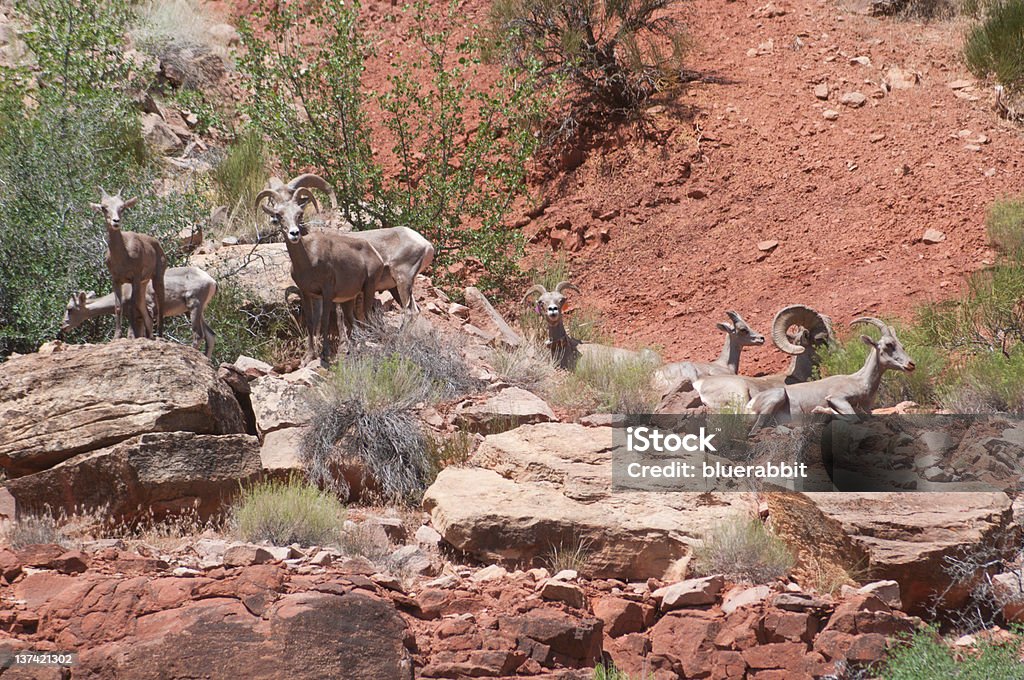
694;305;833;410
61;266;218;358
523;281;659;370
272;173;435;314
256;187;385;365
91;189;166;340
747;317;915;420
652;311;765;395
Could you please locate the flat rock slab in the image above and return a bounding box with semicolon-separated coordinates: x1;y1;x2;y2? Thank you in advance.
0;340;245;476
4;432;261;522
455;387;556;434
424;423;754;580
191;243;292;307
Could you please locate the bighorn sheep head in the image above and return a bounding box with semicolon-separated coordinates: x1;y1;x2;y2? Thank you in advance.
772;305;833;355
523;281;580;326
852;317;916;373
90;188;138;231
61;291;96;332
717;310;765;347
256;188;320;243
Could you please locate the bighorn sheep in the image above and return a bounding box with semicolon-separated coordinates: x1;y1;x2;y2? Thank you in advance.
747;317;915;420
271;173;434;314
694;305;833;410
61;266;218;358
91;189;166;340
652;311;765;394
523;281;659;370
256;187;385;365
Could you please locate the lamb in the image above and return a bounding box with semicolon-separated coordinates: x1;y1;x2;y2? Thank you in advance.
256;187;385;365
61;266;218;358
693;305;833;410
522;281;659;370
270;173;434;314
747;317;915;421
91;189;166;339
652;311;765;395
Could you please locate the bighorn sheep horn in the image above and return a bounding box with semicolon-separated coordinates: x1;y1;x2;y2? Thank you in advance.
522;284;548;305
293;187;321;215
772;305;830;355
287;173;338;210
255;189;283;216
725;310;743;326
554;281;580;294
851;316;891;335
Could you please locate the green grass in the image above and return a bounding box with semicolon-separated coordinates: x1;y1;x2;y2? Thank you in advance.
231;476;345;546
964;0;1024;93
553;352;661;414
943;348;1024;412
211;129;267;237
880;627;1024;679
692;517;795;584
987;195;1024;257
593;663;653;680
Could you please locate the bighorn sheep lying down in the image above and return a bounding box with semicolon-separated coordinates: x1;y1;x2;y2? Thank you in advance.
92;189;166;339
272;173;434;314
523;281;659;370
747;317;915;420
61;266;218;358
256;187;385;365
694;305;833;410
652;311;765;394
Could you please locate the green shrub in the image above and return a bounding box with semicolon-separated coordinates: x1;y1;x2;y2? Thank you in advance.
692;517;794;584
239;0;545;295
593;662;653;680
490;340;558;392
880;627;1024;679
211;128;267;236
816;321;947;407
554;352;660;414
943;348;1024;412
965;0;1024;93
544;533;594;574
232;476;344;546
489;0;689;111
986;195;1024;257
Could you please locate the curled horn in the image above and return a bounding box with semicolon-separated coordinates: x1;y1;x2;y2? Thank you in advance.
554;281;580;294
522;284;548;305
255;189;282;216
772;305;829;355
287;174;338;210
851;316;889;336
293;187;321;214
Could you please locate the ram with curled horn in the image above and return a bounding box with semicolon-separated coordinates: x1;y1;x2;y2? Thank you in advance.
523;281;659;370
692;305;834;410
746;316;915;421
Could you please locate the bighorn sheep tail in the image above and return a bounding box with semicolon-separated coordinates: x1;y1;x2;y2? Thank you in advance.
255;189;283;215
287;174;338;211
772;305;829;355
522;284;548;305
554;281;580;294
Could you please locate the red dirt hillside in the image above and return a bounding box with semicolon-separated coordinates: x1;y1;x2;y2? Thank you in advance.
225;0;1024;375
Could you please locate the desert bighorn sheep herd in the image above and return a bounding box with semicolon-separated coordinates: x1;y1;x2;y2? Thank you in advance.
68;175;913;419
522;282;914;417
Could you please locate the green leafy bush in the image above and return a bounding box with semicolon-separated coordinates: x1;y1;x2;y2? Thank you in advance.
880;627;1024;679
232;476;345;547
965;0;1024;94
692;517;794;584
238;0;545;295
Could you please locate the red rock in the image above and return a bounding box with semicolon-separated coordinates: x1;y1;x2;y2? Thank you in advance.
605;633;651;677
16;543;64;567
846;633;888;664
713;609;761;650
50;550;89;574
742;642;811;671
650;610;722;677
711;650;748;679
593;597;646;637
823;594;914;636
499;610;603;667
0;548;22;581
813;630;855;660
762;610;817;643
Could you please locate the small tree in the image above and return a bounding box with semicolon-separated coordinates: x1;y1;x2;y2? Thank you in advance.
489;0;689;111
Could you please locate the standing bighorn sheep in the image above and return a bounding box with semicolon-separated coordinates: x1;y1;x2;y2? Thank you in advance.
61;266;218;358
256;187;385;365
652;311;765;395
523;281;659;370
747;317;915;420
694;305;833;409
91;189;166;340
269;173;434;314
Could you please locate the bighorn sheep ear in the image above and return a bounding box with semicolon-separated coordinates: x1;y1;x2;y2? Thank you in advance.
123;196;138;210
554;281;580;295
716;321;734;333
860;334;878;348
89;202;103;212
522;284;548;306
77;291;88;307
